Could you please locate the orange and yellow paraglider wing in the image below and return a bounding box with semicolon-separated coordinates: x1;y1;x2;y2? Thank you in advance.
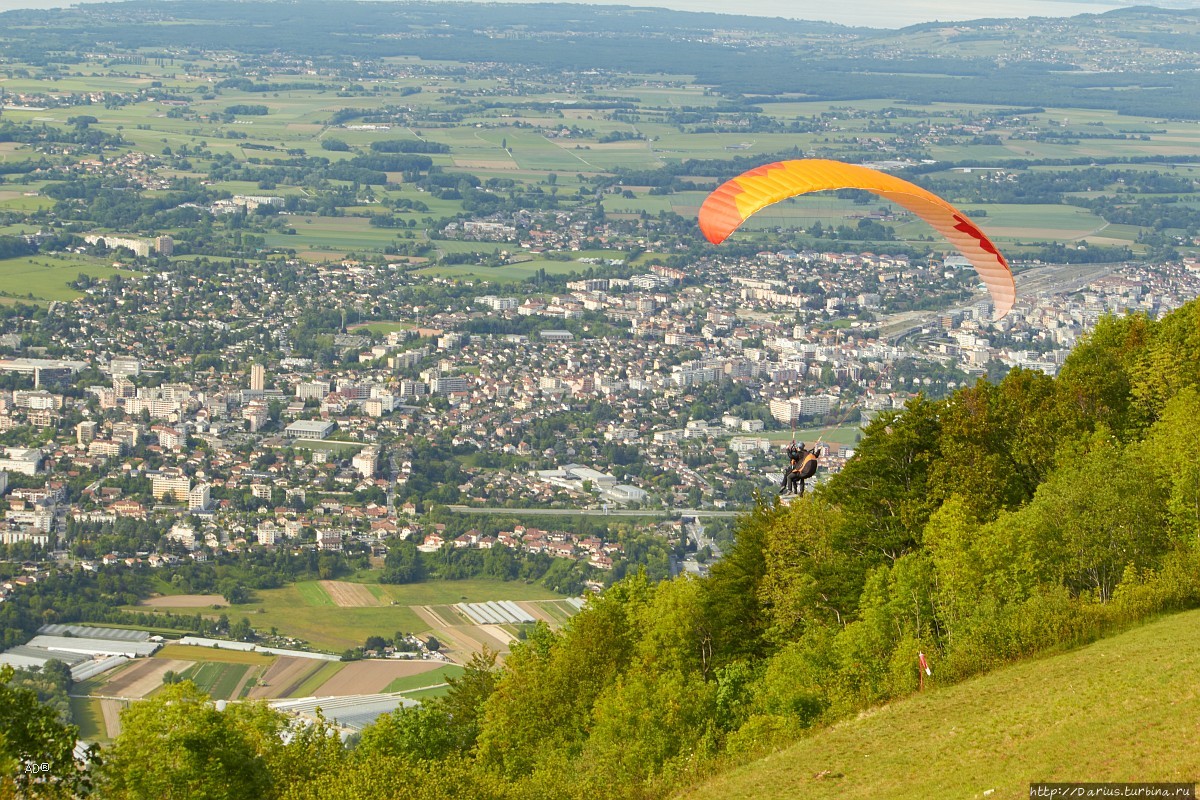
698;159;1016;318
699;160;846;245
877;189;1015;318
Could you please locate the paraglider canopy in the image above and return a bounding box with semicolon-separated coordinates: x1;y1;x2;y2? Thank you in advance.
699;159;1016;318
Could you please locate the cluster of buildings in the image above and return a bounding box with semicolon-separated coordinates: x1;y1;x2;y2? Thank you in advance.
5;221;1199;564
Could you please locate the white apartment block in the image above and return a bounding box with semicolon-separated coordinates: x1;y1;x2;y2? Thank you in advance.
151;472;191;502
188;484;210;512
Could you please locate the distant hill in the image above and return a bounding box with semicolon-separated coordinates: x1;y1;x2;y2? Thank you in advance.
681;609;1200;799
7;2;1200;116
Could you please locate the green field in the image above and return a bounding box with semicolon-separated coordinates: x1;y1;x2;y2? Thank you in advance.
228;584;426;651
350;320;413;335
70;696;107;742
532;600;579;625
764;424;863;448
154;644;277;664
147;576;187;596
134;579;564;652
383;664;465;693
376;579;565;606
685;610;1200;799
261;214;413;253
415;258;587;283
295;580;335;607
176;662;252;700
0;190;54;212
291;661;346;697
0;255;136;302
396;684;454;701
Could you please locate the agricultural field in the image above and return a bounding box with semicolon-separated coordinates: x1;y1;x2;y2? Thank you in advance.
154;644;276;665
6;62;1196;273
247;657;322;700
70;697;107;742
260;215;403;254
528;599;588;626
232;586;425;652
69;632;462;741
141;594;228;608
0;255;135;302
294;580;335;607
319;580;385;608
415;259;589;282
374;578;565;606
169;661;255;700
289;661;347;698
382;664;465;693
133;579;571;654
0;189;54;213
103;659;190;699
310;660;443;696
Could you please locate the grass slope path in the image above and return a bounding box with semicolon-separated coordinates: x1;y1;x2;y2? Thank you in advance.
683;610;1200;800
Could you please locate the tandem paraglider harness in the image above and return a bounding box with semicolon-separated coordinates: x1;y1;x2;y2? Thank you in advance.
779;442;824;497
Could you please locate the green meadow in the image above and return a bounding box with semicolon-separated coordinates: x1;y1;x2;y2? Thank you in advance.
0;255;136;302
232;584;426;652
136;578;567;653
154;644;276;665
765;424;862;448
174;661;253;700
534;600;582;625
69;697;107;741
220;578;563;651
416;259;586;282
685;609;1200;800
349;320;413;335
383;664;465;693
375;579;565;606
294;580;335;607
261;215;403;252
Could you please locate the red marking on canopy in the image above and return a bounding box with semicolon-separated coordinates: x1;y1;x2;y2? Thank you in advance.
952;214;1001;259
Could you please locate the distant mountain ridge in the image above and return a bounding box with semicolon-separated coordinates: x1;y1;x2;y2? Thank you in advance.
6;2;1200;116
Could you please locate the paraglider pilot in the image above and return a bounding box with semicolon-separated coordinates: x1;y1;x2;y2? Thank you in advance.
780;442;823;497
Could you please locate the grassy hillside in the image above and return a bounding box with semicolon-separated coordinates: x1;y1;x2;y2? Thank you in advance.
682;610;1200;799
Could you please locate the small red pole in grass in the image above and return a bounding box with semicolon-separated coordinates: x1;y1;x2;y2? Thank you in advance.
918;651;931;691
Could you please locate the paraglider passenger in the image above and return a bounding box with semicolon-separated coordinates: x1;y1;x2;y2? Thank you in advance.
780;442;823;497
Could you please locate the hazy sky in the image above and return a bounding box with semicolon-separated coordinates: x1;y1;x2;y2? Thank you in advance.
0;0;1193;28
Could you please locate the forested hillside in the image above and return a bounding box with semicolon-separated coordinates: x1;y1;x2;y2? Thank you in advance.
11;299;1200;797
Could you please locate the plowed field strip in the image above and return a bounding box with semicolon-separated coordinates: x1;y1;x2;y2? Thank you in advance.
517;601;556;624
230;664;263;699
105;658;190;698
100;699;126;739
413;606;485;660
320;580;383;607
313;660;441;695
249;657;321;699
